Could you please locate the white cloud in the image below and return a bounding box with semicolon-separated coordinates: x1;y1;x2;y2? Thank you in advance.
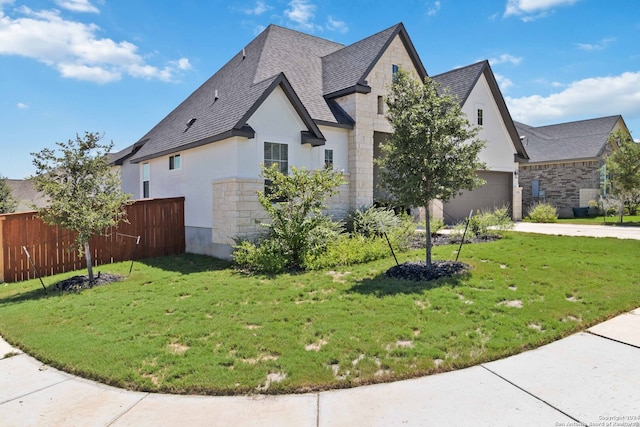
54;0;99;13
326;16;348;33
506;71;640;126
504;0;578;20
427;1;441;16
284;0;316;31
0;6;190;83
243;1;269;16
576;37;615;51
489;54;523;66
17;102;29;109
494;73;514;91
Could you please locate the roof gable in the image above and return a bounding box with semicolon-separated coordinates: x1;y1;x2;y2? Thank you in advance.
322;23;427;98
515;115;624;163
432;60;528;161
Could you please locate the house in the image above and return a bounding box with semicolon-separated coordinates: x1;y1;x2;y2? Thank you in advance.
515;115;630;216
6;179;47;212
111;23;526;259
430;61;529;223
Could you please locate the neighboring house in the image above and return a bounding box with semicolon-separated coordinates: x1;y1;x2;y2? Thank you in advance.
6;179;47;212
111;23;525;259
515;115;630;216
430;61;529;223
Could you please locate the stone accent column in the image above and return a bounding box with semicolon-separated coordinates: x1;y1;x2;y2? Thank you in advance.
212;178;267;246
512;187;523;221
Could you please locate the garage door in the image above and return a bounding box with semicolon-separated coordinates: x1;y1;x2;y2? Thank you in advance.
443;171;512;224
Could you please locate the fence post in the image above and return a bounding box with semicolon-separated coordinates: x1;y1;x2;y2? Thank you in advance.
0;215;5;283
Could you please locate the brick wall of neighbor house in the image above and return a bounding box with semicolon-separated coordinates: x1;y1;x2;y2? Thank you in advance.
520;160;602;212
336;34;421;211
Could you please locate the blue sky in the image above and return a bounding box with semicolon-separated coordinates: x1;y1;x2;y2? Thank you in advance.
1;0;639;179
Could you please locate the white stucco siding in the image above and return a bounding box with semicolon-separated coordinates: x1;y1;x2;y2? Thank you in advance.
463;74;518;174
247;85;313;172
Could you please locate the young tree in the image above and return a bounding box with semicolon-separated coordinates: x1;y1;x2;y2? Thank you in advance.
0;175;17;214
378;68;486;270
31;132;131;281
606;130;640;224
258;164;345;270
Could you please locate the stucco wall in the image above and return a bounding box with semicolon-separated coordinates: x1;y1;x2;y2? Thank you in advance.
462;73;519;179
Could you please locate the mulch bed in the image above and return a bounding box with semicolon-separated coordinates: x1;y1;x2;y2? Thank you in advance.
54;272;124;292
394;232;500;281
385;259;470;281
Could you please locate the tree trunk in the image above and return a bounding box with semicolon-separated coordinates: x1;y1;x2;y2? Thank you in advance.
84;242;94;283
620;198;625;224
425;203;432;270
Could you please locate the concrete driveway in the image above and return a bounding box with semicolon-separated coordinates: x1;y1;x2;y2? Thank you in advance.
513;221;640;239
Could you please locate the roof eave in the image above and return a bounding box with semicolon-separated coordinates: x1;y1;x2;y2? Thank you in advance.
130;127;255;164
324;83;372;100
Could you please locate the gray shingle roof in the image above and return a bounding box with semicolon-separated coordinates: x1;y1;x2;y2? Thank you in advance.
431;61;485;104
432;60;529;161
124;23;423;163
322;23;427;97
515;116;622;162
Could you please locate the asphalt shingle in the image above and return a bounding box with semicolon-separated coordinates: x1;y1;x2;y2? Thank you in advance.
515;116;622;162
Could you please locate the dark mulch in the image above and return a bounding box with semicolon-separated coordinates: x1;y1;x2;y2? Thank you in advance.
385;260;470;281
54;272;124;292
393;232;501;281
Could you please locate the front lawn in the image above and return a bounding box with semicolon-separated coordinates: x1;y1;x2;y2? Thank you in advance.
557;215;640;226
1;232;639;395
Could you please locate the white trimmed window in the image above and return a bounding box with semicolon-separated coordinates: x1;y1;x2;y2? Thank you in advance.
142;163;150;198
169;154;181;170
324;149;334;169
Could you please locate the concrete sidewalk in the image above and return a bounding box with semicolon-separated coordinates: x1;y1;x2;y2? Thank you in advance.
513;221;640;240
1;309;639;426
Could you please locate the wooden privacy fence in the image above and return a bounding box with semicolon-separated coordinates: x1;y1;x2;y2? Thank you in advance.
0;197;185;283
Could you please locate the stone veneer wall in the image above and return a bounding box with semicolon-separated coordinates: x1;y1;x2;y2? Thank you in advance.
519;160;602;212
212;178;268;247
335;34;421;211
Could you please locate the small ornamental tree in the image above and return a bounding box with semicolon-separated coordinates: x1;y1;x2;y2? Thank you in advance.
606;130;640;224
257;164;346;270
0;175;17;214
378;68;486;270
31;132;131;281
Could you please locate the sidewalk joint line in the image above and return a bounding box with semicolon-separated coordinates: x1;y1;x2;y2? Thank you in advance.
0;377;71;406
585;330;640;349
105;392;150;426
480;364;586;426
316;393;320;427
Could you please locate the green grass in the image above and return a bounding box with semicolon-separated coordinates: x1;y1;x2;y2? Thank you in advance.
1;232;639;395
557;215;640;226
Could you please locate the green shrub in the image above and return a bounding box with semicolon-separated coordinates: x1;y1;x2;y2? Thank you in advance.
453;205;514;238
232;239;288;274
350;206;399;237
526;203;558;223
304;234;393;270
429;216;445;235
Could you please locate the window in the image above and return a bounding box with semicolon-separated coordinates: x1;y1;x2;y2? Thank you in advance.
324;149;334;169
392;64;399;81
264;142;288;200
477;108;484;126
169;154;181;170
264;142;288;174
142;163;150;198
377;96;384;115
